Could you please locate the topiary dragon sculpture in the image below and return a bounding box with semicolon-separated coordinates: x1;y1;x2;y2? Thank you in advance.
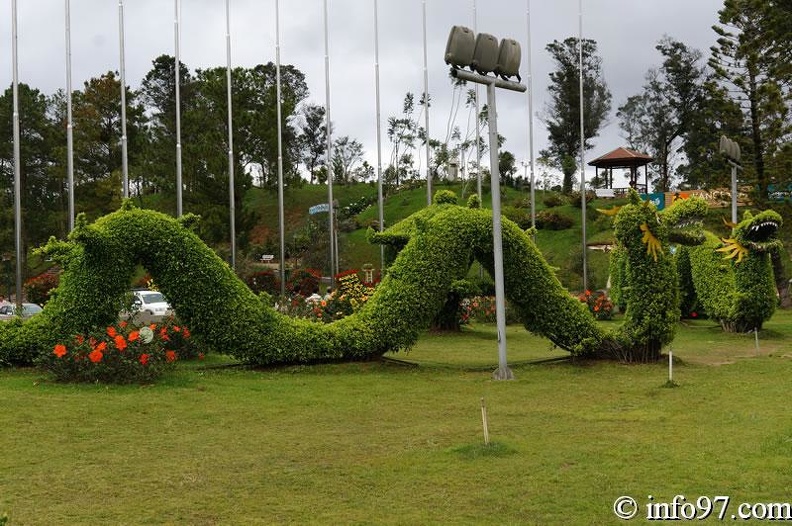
683;209;782;332
0;189;763;368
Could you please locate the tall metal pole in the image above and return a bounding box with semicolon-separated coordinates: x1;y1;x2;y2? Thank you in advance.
174;0;183;216
225;0;236;270
578;0;587;291
526;0;536;232
118;0;129;198
12;0;23;307
473;0;481;200
276;0;286;295
422;0;431;205
65;0;75;231
730;163;738;224
323;0;337;286
374;0;385;271
486;82;513;381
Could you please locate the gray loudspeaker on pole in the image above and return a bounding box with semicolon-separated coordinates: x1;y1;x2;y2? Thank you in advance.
719;135;742;224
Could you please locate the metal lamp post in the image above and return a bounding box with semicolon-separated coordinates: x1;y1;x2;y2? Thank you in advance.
719;135;742;224
445;26;525;380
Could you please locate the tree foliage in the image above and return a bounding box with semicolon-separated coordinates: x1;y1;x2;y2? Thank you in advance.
541;37;611;194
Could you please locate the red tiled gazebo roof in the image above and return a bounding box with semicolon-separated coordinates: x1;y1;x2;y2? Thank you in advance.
588;147;653;169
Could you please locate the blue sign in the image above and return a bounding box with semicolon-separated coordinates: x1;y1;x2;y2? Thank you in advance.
640;192;665;211
309;203;330;215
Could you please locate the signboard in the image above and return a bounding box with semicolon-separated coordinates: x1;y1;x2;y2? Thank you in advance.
309;203;330;215
640;192;665;211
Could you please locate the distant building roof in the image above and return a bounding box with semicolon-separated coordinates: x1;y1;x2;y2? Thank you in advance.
588;147;653;168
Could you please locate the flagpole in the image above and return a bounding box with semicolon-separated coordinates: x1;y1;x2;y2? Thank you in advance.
276;0;286;295
324;0;337;284
473;0;481;200
65;0;75;231
526;0;535;232
12;0;23;307
578;0;587;290
225;0;236;270
422;0;431;205
374;0;385;271
118;0;129;198
174;0;183;216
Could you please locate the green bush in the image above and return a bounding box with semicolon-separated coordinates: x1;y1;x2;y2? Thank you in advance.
535;210;574;230
44;320;179;384
542;193;565;208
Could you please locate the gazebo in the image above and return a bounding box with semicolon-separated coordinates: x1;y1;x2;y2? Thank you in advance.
588;147;653;194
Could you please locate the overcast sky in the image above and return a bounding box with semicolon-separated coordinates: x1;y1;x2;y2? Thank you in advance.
2;0;725;187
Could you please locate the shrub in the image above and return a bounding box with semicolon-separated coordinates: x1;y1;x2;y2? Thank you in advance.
576;289;615;320
568;190;596;208
535;210;574;230
287;268;321;296
245;269;280;296
542;193;565;208
44;320;181;384
24;271;59;305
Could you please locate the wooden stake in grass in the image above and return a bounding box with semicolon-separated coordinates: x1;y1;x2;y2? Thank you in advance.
755;327;760;354
480;397;490;446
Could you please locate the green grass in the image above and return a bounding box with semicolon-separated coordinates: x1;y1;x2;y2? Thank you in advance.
3;311;792;524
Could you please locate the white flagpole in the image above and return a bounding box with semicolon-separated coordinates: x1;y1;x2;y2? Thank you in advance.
473;0;481;200
579;0;587;290
174;0;183;216
65;0;75;231
422;0;431;205
225;0;236;269
374;0;384;270
276;0;286;295
324;0;337;283
118;0;129;198
526;0;536;231
12;0;23;306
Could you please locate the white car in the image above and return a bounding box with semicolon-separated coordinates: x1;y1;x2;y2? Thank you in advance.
132;290;172;317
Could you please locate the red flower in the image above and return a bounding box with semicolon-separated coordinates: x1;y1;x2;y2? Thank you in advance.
182;328;190;339
75;334;85;345
139;353;150;366
94;341;107;353
119;320;128;329
160;327;170;341
53;344;67;358
106;326;117;338
165;350;177;363
198;352;205;360
173;326;181;332
88;348;103;363
691;312;698;318
114;334;127;351
128;330;140;342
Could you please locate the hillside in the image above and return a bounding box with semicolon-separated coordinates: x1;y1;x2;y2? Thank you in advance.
243;181;619;291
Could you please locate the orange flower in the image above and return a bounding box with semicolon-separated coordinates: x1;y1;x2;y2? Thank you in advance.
160;328;170;341
107;326;117;338
173;326;181;332
165;350;177;363
119;320;128;328
149;323;157;330
128;330;140;342
139;353;150;366
95;341;107;353
88;348;103;363
53;344;67;358
114;334;127;351
182;328;190;339
75;334;85;345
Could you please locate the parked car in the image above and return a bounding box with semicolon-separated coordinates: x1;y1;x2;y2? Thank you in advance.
131;290;172;318
0;302;43;321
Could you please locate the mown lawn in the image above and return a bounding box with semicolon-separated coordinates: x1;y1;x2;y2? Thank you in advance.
2;311;792;524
